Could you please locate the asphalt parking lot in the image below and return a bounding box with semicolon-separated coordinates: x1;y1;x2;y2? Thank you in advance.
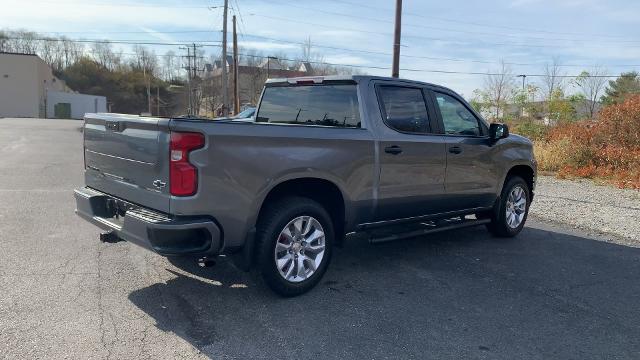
1;118;639;359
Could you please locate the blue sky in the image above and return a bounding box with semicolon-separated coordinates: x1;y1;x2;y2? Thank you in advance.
2;0;639;96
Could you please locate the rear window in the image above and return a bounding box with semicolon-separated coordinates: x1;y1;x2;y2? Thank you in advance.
256;84;361;128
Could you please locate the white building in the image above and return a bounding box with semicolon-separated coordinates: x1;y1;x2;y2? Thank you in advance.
46;91;107;120
0;52;107;119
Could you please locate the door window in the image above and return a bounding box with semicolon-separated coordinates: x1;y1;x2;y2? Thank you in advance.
435;93;481;136
377;86;430;134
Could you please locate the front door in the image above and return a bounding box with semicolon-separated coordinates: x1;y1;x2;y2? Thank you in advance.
430;91;499;211
375;84;447;221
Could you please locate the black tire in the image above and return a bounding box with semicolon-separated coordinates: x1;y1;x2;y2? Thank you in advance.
255;196;334;297
486;176;531;237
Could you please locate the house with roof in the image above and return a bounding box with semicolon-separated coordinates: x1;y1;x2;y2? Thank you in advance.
298;62;314;74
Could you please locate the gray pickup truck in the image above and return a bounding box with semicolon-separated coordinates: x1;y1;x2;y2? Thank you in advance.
75;75;536;296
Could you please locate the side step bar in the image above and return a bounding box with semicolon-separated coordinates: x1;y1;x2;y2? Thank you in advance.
368;217;491;244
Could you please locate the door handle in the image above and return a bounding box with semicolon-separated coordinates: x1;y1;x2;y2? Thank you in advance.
449;146;462;154
384;145;403;155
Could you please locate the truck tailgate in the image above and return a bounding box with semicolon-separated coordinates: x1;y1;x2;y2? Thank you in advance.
83;113;171;213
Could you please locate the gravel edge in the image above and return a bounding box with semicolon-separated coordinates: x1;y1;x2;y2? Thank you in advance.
529;176;640;247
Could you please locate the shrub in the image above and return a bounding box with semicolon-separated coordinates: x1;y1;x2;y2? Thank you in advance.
534;95;640;189
512;120;548;141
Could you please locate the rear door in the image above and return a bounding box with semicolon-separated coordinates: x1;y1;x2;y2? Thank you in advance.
374;83;447;221
83;114;172;213
429;90;498;211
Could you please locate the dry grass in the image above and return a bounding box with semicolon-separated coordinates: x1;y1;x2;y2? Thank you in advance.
534;139;572;172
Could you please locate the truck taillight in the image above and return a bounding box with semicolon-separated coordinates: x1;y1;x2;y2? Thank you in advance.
169;132;204;196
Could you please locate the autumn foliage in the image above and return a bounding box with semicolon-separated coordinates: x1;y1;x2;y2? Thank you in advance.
534;95;640;188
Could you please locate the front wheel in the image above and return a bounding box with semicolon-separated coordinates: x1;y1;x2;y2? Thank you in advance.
255;197;334;297
486;176;531;237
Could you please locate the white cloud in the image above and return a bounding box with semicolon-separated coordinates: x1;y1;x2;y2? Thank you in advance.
138;26;175;43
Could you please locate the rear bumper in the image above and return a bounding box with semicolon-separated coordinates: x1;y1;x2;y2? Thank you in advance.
74;187;221;257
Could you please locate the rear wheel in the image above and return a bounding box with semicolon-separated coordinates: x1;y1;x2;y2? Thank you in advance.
485;176;530;237
255;197;334;297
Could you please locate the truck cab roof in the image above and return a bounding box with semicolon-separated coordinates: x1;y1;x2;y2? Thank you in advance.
265;75;454;93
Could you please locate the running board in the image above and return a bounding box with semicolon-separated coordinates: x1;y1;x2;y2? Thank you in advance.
368;218;491;244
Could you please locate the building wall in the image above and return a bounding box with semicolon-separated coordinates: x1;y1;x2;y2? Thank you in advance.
0;53;72;118
0;53;39;118
37;57;68;117
1;52;95;119
46;91;107;119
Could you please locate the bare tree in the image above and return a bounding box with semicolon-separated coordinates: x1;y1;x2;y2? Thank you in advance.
131;45;158;75
542;57;565;101
480;60;516;120
239;49;267;104
573;67;609;118
61;37;85;68
0;31;8;52
4;30;40;54
39;37;64;72
161;50;180;81
91;41;120;70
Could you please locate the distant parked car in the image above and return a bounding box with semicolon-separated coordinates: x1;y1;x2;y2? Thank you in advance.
213;107;256;121
233;107;256;120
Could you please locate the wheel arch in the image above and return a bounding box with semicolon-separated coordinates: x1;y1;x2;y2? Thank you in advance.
504;164;535;194
233;174;350;272
255;177;347;239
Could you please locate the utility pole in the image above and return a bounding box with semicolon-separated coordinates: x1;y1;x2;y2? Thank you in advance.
517;74;527;117
180;46;193;115
391;0;402;78
192;43;199;116
518;74;527;91
233;15;240;114
221;0;229;116
143;64;151;115
156;86;160;116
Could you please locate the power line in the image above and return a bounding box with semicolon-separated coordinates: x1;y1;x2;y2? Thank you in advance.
247;14;640;49
324;0;637;40
234;52;621;78
8;31;640;69
20;0;211;9
4;34;626;77
44;30;214;35
266;0;640;44
16;0;637;42
2;36;221;47
232;0;248;41
237;33;640;68
28;29;640;68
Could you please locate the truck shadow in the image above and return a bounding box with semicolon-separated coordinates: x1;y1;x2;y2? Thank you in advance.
128;224;640;359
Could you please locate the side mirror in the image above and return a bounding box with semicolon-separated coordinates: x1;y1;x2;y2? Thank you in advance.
489;123;509;140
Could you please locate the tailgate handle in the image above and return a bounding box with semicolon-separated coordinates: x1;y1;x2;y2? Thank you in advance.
105;121;124;132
